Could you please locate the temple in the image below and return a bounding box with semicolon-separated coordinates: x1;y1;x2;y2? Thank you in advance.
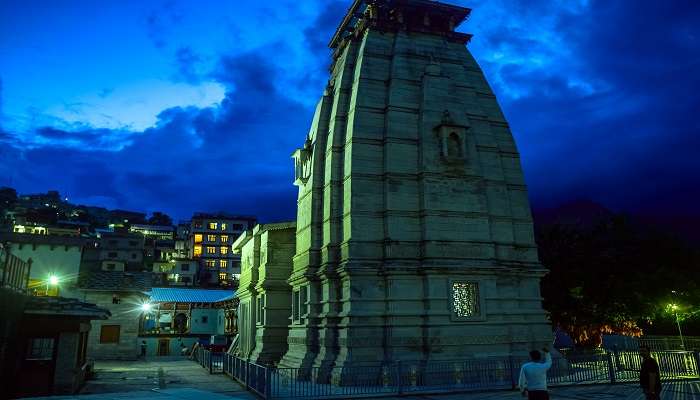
236;0;551;372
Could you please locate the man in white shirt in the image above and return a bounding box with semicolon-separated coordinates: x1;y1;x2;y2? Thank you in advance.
518;347;552;400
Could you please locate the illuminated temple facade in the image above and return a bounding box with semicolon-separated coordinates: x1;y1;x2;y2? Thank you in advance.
236;0;551;370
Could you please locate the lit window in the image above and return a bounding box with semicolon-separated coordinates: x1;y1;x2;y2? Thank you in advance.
220;259;228;268
207;234;217;242
207;246;216;254
220;246;228;255
451;282;480;318
206;260;216;268
221;223;227;230
194;234;203;243
221;235;229;243
209;222;218;230
193;245;202;257
219;272;227;281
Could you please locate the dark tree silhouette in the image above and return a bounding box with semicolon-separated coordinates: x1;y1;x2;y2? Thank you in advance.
535;204;700;347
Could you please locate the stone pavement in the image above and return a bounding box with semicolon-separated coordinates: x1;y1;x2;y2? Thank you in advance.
24;359;256;399
22;358;700;400
366;381;700;400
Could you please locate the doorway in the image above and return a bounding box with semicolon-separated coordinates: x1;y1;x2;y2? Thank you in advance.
157;339;170;356
17;337;57;396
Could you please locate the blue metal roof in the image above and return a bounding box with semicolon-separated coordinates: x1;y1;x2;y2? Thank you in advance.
146;287;235;303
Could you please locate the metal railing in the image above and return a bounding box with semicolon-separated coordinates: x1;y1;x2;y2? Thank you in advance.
195;350;700;399
604;334;700;352
0;246;31;293
639;337;700;352
222;353;270;397
194;348;224;374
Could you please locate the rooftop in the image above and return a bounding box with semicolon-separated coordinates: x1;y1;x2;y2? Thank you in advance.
24;295;111;319
79;271;154;291
330;0;472;50
192;212;257;221
146;287;236;303
0;232;87;246
130;224;175;231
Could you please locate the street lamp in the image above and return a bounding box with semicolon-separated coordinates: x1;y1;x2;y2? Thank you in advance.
667;303;685;350
46;274;59;296
141;303;152;312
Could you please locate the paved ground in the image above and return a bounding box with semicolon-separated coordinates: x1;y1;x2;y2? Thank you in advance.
26;359;256;399
368;381;700;399
24;359;700;399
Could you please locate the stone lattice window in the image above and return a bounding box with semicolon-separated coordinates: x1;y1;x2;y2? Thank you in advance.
451;281;480;318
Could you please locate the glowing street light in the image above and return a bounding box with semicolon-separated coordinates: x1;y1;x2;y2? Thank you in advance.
45;274;59;296
141;303;152;312
666;303;685;350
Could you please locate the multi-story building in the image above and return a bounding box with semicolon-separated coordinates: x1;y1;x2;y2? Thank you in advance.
97;233;145;272
12;223;81;237
175;222;191;257
152;258;197;286
128;224;174;241
188;213;256;287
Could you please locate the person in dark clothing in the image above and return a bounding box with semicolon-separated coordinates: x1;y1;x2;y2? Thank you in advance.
639;345;661;399
140;340;147;358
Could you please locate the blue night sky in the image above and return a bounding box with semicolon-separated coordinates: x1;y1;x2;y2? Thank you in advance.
1;0;698;222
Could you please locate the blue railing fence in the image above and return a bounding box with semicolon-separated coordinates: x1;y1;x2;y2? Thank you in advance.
194;349;700;399
193;347;224;374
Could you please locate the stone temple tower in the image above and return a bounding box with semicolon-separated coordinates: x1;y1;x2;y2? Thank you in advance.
280;0;551;370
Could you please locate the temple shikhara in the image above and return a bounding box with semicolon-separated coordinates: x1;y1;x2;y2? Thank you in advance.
235;0;551;372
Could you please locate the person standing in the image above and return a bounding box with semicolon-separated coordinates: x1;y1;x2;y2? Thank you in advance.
639;345;661;400
518;347;552;400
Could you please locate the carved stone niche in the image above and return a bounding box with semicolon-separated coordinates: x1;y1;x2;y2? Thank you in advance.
434;110;470;166
292;137;313;186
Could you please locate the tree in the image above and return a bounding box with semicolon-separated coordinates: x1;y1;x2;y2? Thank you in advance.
0;187;17;211
536;208;700;347
148;211;173;226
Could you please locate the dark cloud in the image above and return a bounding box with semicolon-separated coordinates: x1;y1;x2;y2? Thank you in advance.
2;0;699;223
0;77;3;121
302;0;347;55
33;126;133;150
173;46;202;84
470;0;700;217
3;42;312;221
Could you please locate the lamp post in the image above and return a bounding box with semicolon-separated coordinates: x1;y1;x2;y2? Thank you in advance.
668;303;685;350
